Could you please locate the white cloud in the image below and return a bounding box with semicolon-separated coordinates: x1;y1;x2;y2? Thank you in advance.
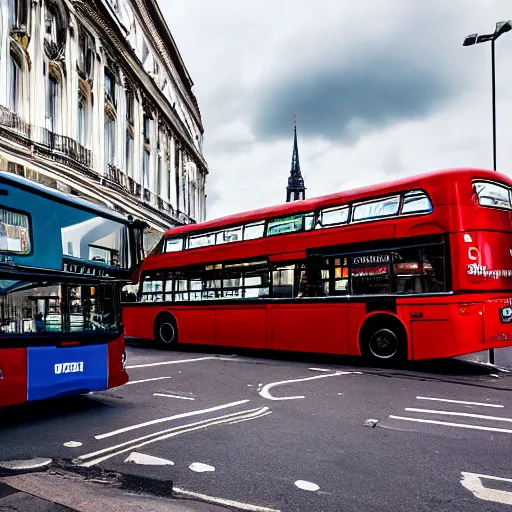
162;0;512;220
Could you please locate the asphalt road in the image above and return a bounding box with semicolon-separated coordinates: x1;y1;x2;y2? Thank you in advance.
1;342;512;512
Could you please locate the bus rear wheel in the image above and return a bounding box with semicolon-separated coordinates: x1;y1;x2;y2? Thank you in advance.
360;319;406;364
154;315;178;349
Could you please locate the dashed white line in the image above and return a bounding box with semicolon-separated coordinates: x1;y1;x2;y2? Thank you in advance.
259;371;360;401
415;396;503;408
153;393;195;400
173;486;281;512
127;356;242;369
405;408;512;423
389;415;512;434
125;376;173;385
95;399;249;439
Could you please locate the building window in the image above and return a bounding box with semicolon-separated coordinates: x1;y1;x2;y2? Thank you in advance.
8;0;27;29
45;8;58;45
104;115;115;168
125;91;134;177
105;71;115;105
125;131;133;177
77;93;87;146
9;55;21;113
47;76;58;133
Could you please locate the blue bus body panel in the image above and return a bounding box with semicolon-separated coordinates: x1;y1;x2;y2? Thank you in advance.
27;344;108;401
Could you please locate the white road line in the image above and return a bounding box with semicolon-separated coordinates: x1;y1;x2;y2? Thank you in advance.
173;486;281;512
125;376;173;385
229;410;272;425
416;396;504;408
461;472;512;505
259;371;360;401
127;356;215;369
78;407;270;467
127;356;242;369
95;399;249;439
389;415;512;434
81;407;266;461
405;408;512;423
153;393;195;401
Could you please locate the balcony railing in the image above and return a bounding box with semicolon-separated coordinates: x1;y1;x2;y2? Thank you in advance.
0;106;192;224
0;105;91;168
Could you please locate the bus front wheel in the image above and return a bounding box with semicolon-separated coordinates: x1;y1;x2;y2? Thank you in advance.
360;319;406;364
154;315;178;349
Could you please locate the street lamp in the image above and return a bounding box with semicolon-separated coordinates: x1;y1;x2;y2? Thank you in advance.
463;21;512;172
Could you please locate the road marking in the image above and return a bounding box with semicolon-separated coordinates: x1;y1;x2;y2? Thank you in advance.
124;452;174;466
405;408;512;423
81;407;266;461
125;376;173;385
294;480;320;492
77;407;270;467
308;368;333;372
173;486;280;512
229;410;272;425
461;472;512;505
127;356;242;369
95;399;250;439
416;396;503;408
153;393;195;400
0;458;52;470
63;441;82;448
259;371;360;401
389;415;512;434
189;462;215;473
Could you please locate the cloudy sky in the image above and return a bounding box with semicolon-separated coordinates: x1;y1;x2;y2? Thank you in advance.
161;0;512;220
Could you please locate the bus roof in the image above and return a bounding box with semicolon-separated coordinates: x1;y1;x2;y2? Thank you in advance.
0;171;145;227
166;168;510;237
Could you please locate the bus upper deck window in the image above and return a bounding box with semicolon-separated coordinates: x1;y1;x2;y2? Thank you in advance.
401;191;433;214
474;181;512;210
353;195;400;222
165;238;184;252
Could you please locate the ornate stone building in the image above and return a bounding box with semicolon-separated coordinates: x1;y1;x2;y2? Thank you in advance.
0;0;207;244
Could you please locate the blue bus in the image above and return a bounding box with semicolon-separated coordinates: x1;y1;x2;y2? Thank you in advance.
0;171;145;407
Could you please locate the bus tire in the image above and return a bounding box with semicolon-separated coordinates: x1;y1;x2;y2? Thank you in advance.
360;316;406;364
154;314;178;349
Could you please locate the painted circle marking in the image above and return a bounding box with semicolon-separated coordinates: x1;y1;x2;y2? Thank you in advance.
63;441;83;448
294;480;320;491
189;462;215;473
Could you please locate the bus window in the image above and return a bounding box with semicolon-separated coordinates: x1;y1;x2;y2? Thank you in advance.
304;214;315;231
267;215;304;236
165;238;184;252
217;226;242;244
244;222;265;240
189;233;215;249
318;206;349;228
474;181;511;210
401;191;433;214
350;253;391;294
272;265;295;298
0;207;30;254
141;273;165;302
352;196;400;222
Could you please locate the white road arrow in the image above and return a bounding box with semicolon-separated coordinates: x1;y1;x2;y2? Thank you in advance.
124;452;174;466
461;471;512;505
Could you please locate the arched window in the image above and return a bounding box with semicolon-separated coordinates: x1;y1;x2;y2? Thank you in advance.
8;0;28;30
47;75;58;133
9;55;21;113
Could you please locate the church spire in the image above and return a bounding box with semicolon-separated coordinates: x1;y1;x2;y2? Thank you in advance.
286;115;306;202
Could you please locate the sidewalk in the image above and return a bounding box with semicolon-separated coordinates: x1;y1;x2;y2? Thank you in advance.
0;470;237;512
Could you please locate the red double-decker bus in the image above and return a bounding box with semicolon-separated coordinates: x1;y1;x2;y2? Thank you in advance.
123;168;512;362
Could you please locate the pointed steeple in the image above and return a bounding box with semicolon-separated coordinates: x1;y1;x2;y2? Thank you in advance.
286;115;306;202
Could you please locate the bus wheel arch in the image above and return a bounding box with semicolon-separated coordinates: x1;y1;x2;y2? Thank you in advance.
153;312;178;349
358;313;408;363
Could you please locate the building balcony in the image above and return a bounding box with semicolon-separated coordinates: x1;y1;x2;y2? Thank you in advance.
0;105;92;169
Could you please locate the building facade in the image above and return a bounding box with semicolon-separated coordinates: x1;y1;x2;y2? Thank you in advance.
0;0;207;244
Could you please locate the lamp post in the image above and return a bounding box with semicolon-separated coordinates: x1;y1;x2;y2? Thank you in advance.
463;21;512;172
463;22;511;366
